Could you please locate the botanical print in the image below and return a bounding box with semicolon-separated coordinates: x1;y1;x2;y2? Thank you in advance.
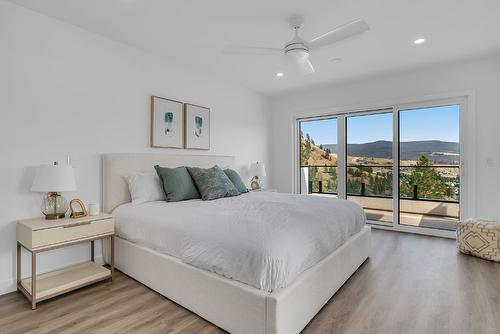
195;116;203;137
185;104;210;150
151;96;183;148
165;112;174;135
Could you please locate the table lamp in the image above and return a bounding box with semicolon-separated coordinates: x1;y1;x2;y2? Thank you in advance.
31;162;77;220
250;162;266;190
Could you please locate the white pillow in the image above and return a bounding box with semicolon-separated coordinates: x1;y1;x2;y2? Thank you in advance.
124;172;165;205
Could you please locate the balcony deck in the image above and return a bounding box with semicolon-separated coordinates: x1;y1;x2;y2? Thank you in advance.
364;209;458;231
311;193;459;231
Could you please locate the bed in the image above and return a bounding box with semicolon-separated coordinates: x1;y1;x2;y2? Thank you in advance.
102;153;371;334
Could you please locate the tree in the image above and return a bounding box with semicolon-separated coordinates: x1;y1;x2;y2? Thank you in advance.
308;166;319;192
360;166;373;173
329;167;338;192
300;135;311;166
322;147;331;159
370;172;392;196
400;156;448;200
347;179;361;194
353;169;363;177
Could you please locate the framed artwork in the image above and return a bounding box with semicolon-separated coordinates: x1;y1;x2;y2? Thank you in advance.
151;96;184;148
184;103;210;150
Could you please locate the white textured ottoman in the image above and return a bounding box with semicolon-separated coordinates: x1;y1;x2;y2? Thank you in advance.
457;219;500;262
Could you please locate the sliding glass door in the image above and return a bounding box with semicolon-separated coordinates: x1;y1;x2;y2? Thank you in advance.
299;117;338;196
346;112;393;224
296;97;465;237
398;105;460;231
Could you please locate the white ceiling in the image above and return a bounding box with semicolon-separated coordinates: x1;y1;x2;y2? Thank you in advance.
9;0;500;96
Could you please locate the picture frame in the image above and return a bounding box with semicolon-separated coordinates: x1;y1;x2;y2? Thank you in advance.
150;96;184;148
184;103;210;150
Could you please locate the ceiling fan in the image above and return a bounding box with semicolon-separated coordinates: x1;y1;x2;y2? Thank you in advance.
223;17;370;75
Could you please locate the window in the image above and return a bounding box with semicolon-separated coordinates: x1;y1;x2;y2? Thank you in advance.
296;97;466;237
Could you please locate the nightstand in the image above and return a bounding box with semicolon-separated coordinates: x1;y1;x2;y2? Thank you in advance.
16;213;115;309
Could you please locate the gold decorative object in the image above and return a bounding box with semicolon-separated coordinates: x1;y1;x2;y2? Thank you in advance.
70;199;88;219
250;162;266;191
250;177;261;191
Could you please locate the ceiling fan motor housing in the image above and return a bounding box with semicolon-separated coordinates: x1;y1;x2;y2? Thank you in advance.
284;35;310;60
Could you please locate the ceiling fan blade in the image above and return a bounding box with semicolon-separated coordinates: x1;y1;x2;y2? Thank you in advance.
222;45;283;56
308;19;369;49
296;57;315;75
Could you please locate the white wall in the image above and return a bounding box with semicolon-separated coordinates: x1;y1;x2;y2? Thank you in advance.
269;55;500;220
0;1;270;294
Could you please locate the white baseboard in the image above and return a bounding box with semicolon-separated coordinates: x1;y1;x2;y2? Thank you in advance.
0;278;16;296
0;255;104;296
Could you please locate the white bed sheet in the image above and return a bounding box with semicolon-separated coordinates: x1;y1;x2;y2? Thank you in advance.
112;192;365;292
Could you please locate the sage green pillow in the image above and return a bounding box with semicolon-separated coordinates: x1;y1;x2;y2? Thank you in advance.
187;165;240;200
224;169;249;194
154;165;200;202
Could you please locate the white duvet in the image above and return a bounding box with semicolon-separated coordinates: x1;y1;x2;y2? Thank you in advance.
113;192;365;292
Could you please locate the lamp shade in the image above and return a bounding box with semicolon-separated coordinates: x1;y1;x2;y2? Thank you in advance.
31;163;77;192
250;162;266;178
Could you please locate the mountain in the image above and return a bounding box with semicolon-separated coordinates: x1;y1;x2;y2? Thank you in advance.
322;140;459;164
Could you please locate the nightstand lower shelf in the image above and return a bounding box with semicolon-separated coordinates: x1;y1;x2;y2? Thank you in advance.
19;262;111;302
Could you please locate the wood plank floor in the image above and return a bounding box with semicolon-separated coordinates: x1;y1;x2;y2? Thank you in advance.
1;229;499;334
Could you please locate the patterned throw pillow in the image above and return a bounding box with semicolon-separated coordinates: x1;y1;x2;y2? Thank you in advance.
187;165;240;200
457;219;500;262
224;168;249;193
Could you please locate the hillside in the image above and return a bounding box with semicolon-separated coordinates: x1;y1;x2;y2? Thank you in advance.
300;138;337;166
322;140;459;164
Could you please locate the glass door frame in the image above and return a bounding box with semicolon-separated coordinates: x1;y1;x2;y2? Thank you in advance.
296;115;343;197
393;97;468;238
293;95;471;239
345;108;394;227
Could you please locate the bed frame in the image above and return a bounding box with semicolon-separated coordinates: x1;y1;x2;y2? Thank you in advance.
102;153;371;334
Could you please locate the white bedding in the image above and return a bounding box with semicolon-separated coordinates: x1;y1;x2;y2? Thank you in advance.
112;192;365;292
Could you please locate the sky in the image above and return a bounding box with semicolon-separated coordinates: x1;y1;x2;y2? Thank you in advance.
300;105;459;145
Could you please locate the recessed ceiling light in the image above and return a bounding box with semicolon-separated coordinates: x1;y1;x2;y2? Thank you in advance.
330;57;342;63
276;72;284;77
414;38;426;45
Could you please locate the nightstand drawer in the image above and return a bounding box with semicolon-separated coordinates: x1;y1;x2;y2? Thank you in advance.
24;218;114;250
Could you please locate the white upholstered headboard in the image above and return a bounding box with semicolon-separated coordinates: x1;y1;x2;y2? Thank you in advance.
102;153;236;213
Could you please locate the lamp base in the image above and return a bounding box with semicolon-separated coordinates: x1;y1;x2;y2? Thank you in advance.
44;213;66;220
41;192;69;220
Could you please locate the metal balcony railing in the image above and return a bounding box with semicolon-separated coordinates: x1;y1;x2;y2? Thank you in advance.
302;165;459;204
